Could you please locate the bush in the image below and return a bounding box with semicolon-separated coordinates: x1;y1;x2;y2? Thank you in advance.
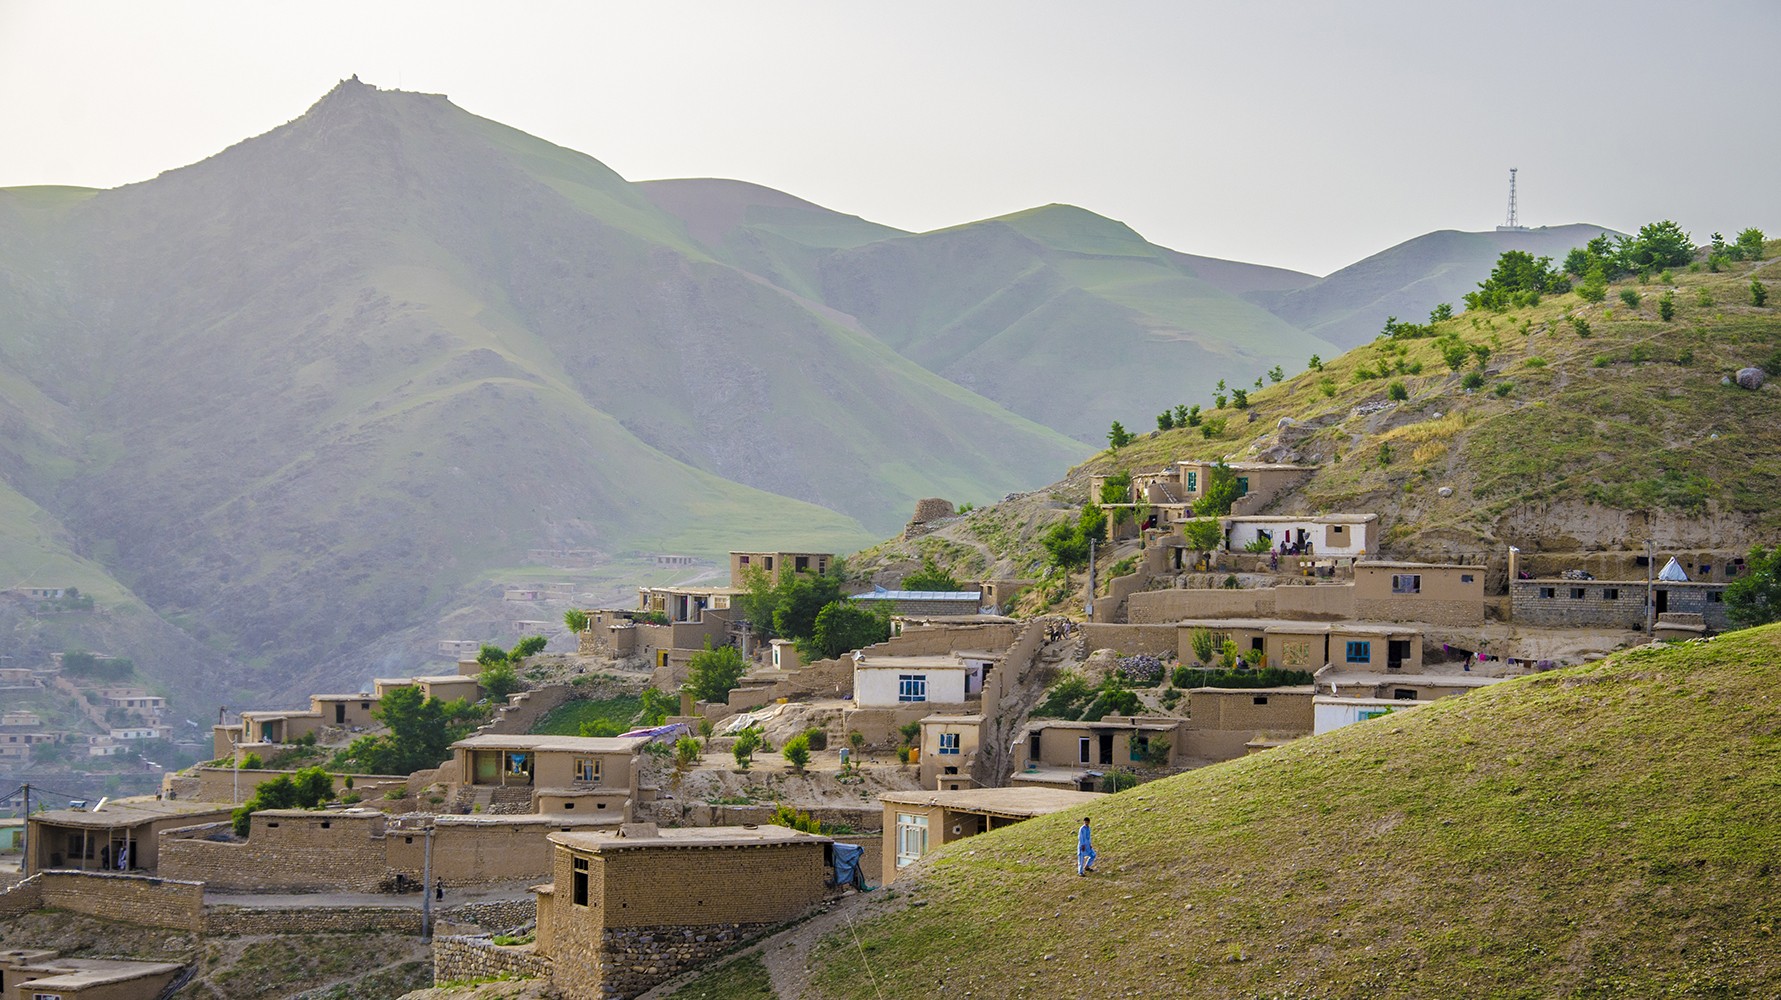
733;728;761;770
802;727;829;751
1242;536;1273;554
1697;288;1714;308
674;735;702;768
897;721;922;747
1230;388;1249;409
1734;228;1766;261
1619;289;1642;309
479;660;521;701
1387;380;1408;401
686;641;747;703
1494;381;1515;398
1170;665;1315;688
1658;291;1675;321
384;788;407;800
1459;370;1485;391
239;752;264;770
1753;281;1769;307
769;803;826;834
1570;315;1592;338
783;735;811;771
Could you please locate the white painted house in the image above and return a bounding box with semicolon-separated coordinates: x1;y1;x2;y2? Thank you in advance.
1220;513;1377;559
1313;695;1425;735
851;652;990;708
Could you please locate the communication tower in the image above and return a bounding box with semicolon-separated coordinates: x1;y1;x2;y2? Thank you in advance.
1496;168;1529;232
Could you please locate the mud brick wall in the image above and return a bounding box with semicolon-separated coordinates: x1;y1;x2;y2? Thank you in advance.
31;870;205;931
1080;623;1179;656
433;935;552;984
0;873;43;918
158;814;389;892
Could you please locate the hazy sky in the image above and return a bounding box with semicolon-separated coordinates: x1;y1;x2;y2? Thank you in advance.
2;1;1776;275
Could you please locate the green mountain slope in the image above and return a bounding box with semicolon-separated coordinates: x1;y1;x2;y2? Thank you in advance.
0;79;1087;708
811;625;1781;998
1259;224;1619;349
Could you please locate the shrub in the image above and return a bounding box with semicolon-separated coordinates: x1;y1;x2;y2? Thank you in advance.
1387;380;1408;401
478;660;521;701
340;791;362;804
1230;388;1249;409
1570;315;1592;338
1494;381;1515;397
1104;770;1141;793
1318;377;1337;398
898;721;922;746
1461;371;1486;390
1619;289;1641;309
1242;536;1273;554
1200;417;1227;439
1753;280;1769;307
674;735;702;768
1308;354;1324;371
239;752;264;770
1734;228;1766;260
1696;288;1714;307
733;727;761;769
384;788;406;800
1377;442;1394;466
769;803;826;834
563;608;589;632
802;727;829;751
1658;291;1675;321
1156;410;1174;431
1525;356;1547;368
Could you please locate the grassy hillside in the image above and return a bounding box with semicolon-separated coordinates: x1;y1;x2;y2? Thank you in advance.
1260;224;1619;350
809;625;1781;998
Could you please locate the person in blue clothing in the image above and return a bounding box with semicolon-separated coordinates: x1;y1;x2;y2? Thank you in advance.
1077;817;1097;875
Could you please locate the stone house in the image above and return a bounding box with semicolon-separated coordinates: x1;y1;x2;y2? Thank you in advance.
879;787;1103;885
26;799;234;875
532;824;834;999
1353;562;1485;626
917;714;984;791
729;551;833;587
447;734;650;815
848;587;984;618
1509;578;1729;631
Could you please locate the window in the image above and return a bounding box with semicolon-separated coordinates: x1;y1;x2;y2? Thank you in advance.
1571;588;1586;599
1345;640;1371;664
1029;732;1041;759
1393;688;1417;701
1130;735;1150;761
575;757;601;783
895;813;930;868
897;674;928;703
1185;470;1197;492
1708;591;1723;603
1252;696;1269;705
1540;587;1556;599
572;857;589;906
1236;476;1251;495
1604;588;1620;601
938;732;961;755
1078;737;1091;764
795;556;810;571
1391;574;1421;594
1461;574;1475;584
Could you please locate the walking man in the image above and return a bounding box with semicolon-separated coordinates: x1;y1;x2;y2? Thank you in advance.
1077;817;1097;875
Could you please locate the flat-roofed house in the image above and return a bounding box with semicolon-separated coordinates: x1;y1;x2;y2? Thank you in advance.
879;787;1103;885
26;798;234;875
449;734;651;816
729;551;833;587
1220;513;1377;559
1012;716;1189;790
1354;562;1485;626
918;714;984;791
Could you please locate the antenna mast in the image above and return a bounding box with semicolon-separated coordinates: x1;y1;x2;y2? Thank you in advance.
1496;168;1528;232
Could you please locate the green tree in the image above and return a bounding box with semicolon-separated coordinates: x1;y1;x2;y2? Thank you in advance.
1182;518;1221;562
510;635;548;660
1173;403;1192;426
1388;380;1408;401
1621;220;1694;272
637;687;676;726
809;601;892;659
1193;463;1240;517
1189;627;1217;666
1107;421;1133;450
563;608;589;632
1753;280;1769;308
782;734;812;772
1307;354;1323;372
1230;388;1249;409
733;727;761;770
902;556;962;592
1429;303;1454;323
1577;267;1608;303
772;571;845;640
1658;291;1675;321
1734;228;1765;260
478;659;521;701
1156;410;1174;431
1725;547;1781;628
686;641;747;703
674;735;701;768
1098;471;1133;506
1441;338;1472;372
898;721;922;747
736;565;780;640
476;644;509;668
1267;365;1285;383
1184;404;1202;427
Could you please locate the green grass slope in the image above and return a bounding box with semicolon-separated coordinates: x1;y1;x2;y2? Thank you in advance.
812;626;1781;999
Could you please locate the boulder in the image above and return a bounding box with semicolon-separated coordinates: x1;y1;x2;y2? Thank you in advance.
1736;367;1765;390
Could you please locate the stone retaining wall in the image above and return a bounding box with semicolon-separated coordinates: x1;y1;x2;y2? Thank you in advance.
433;935;551;985
442;898;536;934
0;873;43;918
597;922;770;999
204;904;423;936
5;870;207;931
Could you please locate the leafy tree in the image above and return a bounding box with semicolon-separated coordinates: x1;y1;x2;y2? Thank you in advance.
1173;403;1192;426
476;644;509;668
1041;504;1107;570
1182;518;1221;561
736;566;780;640
686;641;747;703
1268;365;1285;383
1184;404;1202;427
239;751;264;770
1388;380;1408;401
1079;675;1140;722
1620;289;1642;309
637;687;675;726
1230;388;1249;409
478;659;521;701
336;684;464;776
1620;220;1694;272
1214;393;1228;410
1189;627;1217;666
1107;421;1133;450
782;734;812;771
770;803;828;834
579;720;623;737
232;766;335;836
1734;228;1766;261
1098;471;1132;506
510;635;548;660
1429;303;1454;323
1156;410;1174;431
902;556;962;592
772;571;845;641
898;721;922;746
733;727;762;770
1466;251;1567;311
808;601;892;659
1441;338;1472;372
1658;291;1675;321
1307;354;1323;372
1192;462;1240;517
1753;280;1769;308
674;735;701;768
1725;547;1781;628
1576;267;1608;303
563;608;589;632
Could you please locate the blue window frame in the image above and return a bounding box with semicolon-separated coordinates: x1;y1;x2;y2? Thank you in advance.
898;674;927;703
1185;471;1198;492
1345;640;1371;664
938;732;960;755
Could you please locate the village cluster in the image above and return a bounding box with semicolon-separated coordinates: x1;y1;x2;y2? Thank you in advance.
0;456;1747;999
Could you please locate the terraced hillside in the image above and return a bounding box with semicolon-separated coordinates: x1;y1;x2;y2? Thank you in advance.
803;624;1781;998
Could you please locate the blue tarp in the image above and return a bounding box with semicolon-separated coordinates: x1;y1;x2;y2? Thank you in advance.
832;842;868;890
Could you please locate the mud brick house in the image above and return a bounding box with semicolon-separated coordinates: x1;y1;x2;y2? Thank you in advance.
918;714;984;791
1012;716;1189;790
446;734;650;815
879;787;1103;885
1353;561;1485;626
849;587;984;618
729;550;832;587
532;824;834;998
26;799;233;875
0;952;183;999
1220;513;1377;559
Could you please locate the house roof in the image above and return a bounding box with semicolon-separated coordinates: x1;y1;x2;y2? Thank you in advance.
851;589;983;602
5;958;185;988
1178;459;1316;472
879;786;1104;817
550;823;828;852
1025;717;1182;733
920;714;985;725
1319;673;1504;690
450;734;652;753
1356;561;1480;571
1220;513;1377;524
1188;685;1316;695
854;653;974;671
29;798;234;829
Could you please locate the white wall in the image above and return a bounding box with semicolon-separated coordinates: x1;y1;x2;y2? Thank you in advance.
1313;699;1420;735
855;667;968;708
1228;520;1370;558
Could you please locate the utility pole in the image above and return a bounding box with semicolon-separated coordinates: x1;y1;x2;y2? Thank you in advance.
1646;539;1656;635
1085;536;1097;621
420;824;435;939
19;784;28;877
